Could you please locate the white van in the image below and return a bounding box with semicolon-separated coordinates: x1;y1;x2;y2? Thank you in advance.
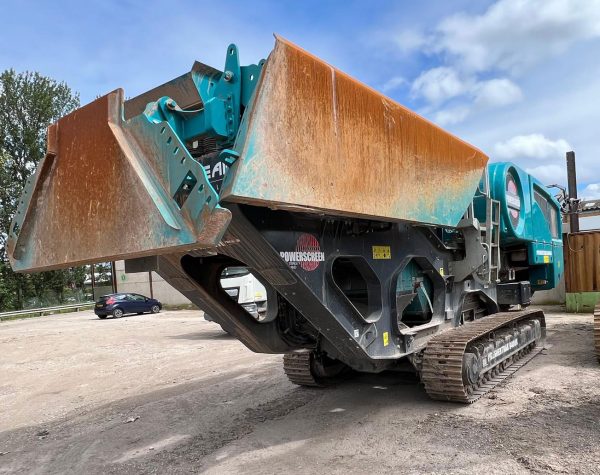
220;266;267;318
204;267;268;330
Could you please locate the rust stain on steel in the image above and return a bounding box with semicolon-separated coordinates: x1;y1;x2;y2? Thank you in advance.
9;90;226;272
224;36;488;227
124;61;219;119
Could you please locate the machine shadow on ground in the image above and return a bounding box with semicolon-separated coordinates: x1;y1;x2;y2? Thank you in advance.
0;361;450;473
169;330;234;340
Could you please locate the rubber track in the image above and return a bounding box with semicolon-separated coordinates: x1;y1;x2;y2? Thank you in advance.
283;351;322;387
421;309;545;403
594;304;600;363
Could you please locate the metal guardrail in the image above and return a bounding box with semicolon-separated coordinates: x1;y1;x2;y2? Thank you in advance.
0;302;95;321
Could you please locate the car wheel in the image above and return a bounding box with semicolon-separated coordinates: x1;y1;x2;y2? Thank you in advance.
98;315;107;319
112;308;124;318
151;305;160;314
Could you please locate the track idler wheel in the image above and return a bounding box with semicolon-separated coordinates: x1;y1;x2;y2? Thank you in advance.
283;350;349;387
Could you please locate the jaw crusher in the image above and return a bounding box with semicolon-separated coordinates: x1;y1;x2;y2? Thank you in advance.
7;37;564;402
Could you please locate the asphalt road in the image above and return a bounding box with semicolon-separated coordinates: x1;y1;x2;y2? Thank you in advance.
1;308;599;474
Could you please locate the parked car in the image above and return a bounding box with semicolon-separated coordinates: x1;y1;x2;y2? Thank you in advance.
95;293;162;319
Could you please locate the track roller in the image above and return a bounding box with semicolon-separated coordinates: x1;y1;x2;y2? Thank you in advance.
421;309;545;403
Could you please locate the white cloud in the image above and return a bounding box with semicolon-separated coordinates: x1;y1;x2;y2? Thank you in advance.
433;107;471;126
395;0;600;126
581;183;600;199
473;78;523;107
411;67;471;104
493;134;571;160
378;0;600;183
411;71;522;109
391;29;428;54
381;76;407;93
525;164;567;185
413;75;522;125
435;0;600;73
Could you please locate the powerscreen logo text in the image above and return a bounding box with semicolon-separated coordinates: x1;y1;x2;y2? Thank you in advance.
280;233;324;271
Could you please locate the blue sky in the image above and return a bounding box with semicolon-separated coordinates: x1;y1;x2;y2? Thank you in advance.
1;0;599;199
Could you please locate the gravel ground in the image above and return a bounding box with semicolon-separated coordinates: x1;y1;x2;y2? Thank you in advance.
0;307;598;474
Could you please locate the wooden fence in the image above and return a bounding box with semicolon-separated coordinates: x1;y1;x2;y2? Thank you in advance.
564;231;600;292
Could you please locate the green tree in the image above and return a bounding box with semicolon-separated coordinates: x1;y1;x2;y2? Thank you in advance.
0;70;81;310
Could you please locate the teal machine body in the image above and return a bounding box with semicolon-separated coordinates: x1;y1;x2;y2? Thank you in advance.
477;162;563;292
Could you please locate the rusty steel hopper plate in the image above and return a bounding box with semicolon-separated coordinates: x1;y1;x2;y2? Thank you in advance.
8;36;487;273
8;90;230;272
223;36;488;226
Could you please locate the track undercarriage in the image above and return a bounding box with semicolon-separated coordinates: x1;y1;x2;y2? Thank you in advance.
421;309;544;402
283;351;350;387
283;309;545;402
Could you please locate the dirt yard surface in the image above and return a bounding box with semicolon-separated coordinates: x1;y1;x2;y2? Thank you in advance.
0;308;599;474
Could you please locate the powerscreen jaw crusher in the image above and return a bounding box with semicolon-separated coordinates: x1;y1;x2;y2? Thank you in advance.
7;37;564;402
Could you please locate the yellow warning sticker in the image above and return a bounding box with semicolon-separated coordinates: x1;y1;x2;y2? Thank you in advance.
439;267;445;276
543;255;550;263
383;331;389;347
372;245;391;260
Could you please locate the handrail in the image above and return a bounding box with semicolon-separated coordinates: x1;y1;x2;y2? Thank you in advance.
0;302;95;320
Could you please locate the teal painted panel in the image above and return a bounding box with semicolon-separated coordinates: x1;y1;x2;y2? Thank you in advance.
485;162;564;291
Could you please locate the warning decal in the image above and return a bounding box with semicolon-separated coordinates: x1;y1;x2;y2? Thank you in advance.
372;245;391;260
383;331;389;347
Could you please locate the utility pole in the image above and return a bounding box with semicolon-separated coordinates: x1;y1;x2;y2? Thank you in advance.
111;262;118;293
148;271;154;299
566;151;579;233
90;264;96;301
